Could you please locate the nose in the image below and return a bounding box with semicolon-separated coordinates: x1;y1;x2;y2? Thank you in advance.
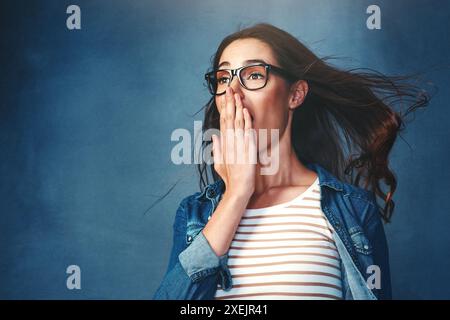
227;82;245;109
229;74;243;95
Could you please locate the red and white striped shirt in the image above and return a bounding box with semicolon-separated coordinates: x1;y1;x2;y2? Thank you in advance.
214;177;343;300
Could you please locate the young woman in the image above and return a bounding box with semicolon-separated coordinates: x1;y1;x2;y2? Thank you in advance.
153;23;429;300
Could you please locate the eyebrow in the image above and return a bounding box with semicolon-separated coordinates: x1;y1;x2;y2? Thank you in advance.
218;59;268;69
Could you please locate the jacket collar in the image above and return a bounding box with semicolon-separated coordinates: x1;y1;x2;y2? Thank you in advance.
305;162;344;192
197;162;344;200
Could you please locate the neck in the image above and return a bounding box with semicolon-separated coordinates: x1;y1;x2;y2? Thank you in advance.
253;122;313;196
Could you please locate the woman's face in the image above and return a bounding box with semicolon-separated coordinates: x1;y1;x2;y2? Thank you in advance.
215;38;294;149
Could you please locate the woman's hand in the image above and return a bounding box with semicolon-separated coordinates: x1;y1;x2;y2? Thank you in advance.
212;87;257;200
202;87;257;257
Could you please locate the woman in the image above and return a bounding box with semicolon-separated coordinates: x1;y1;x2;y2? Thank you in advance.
153;23;429;300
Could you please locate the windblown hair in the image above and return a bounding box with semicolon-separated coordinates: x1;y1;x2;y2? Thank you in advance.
196;23;431;223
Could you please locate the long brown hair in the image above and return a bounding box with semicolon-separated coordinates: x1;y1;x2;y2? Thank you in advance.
196;23;431;223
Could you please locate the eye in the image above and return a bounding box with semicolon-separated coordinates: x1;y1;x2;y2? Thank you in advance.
217;76;230;85
247;72;265;80
216;70;231;85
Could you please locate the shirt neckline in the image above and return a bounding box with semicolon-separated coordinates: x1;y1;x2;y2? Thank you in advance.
244;176;319;213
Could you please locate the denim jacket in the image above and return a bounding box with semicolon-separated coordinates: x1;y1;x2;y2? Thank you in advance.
153;163;392;300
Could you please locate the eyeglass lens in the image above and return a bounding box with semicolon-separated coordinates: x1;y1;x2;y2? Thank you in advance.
213;65;267;95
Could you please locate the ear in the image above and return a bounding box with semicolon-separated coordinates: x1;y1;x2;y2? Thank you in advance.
288;80;308;110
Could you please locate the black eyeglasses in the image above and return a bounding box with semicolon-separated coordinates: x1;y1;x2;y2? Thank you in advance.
204;63;297;96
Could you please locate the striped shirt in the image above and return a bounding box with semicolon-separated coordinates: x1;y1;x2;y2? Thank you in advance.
214;177;343;300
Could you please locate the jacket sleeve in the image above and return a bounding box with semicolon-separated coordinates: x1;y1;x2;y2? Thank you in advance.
152;197;232;300
363;196;392;300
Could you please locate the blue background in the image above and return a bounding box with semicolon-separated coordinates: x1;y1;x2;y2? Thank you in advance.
1;0;449;299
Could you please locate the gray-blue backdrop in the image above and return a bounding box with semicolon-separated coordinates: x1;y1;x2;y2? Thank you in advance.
1;0;449;299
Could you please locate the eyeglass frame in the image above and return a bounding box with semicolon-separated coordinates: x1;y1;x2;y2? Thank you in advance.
204;63;298;96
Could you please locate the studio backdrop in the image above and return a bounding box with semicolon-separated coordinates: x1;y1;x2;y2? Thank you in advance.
1;0;449;299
